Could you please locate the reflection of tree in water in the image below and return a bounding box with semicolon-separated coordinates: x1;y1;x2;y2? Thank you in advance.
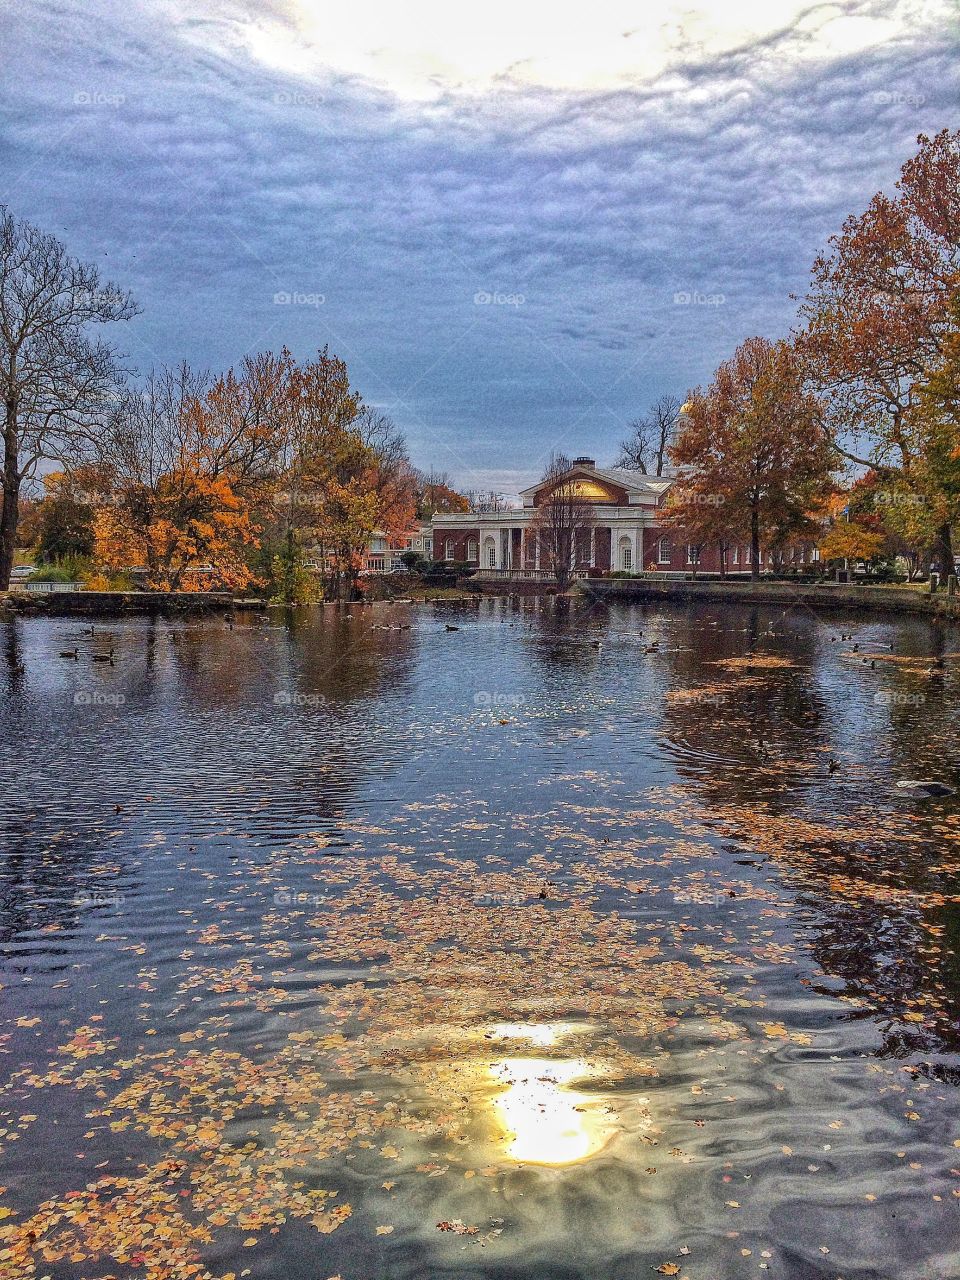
656;602;830;811
2;615;26;696
802;890;960;1070
0;609;419;942
654;602;960;1064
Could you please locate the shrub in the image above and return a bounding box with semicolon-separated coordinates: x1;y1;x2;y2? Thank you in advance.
29;556;93;583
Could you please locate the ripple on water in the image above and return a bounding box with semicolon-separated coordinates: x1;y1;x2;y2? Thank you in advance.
1;602;959;1280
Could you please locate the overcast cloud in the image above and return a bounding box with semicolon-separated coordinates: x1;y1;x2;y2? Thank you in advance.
1;0;957;495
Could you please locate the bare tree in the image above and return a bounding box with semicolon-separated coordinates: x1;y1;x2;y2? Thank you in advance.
617;394;683;476
467;489;508;514
356;405;417;533
0;205;138;588
532;453;593;590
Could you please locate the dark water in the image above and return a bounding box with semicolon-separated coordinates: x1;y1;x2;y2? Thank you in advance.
1;597;959;1280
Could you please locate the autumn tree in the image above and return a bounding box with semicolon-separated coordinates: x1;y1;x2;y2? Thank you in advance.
617;394;682;475
796;129;960;579
356;407;417;549
818;520;886;567
93;362;278;590
0;205;137;589
267;353;414;600
415;467;469;518
532;453;593;590
670;337;833;581
827;470;934;578
35;468;101;562
906;292;960;578
664;475;745;577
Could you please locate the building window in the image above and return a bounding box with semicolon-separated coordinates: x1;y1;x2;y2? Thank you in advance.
467;539;478;562
687;545;700;565
732;545;739;565
444;539;454;561
486;543;496;568
658;538;671;564
368;557;385;572
621;544;632;570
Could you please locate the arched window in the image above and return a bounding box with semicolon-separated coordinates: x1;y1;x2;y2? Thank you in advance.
658;538;671;564
444;539;454;561
619;538;633;571
486;540;496;568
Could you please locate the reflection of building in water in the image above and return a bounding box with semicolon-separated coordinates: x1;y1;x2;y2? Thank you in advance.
432;456;820;576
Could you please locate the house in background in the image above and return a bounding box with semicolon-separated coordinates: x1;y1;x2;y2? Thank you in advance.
431;456;820;577
361;524;433;573
305;524;433;576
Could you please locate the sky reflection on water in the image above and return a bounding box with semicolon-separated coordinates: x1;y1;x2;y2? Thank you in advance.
1;598;960;1280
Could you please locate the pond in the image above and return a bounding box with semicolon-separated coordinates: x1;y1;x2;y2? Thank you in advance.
1;596;959;1280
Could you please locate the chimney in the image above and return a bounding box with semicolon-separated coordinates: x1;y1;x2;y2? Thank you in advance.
572;456;596;468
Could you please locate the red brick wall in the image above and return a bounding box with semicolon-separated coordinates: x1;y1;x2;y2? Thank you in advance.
435;528;480;563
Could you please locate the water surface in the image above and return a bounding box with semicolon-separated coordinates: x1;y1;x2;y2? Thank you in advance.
1;598;959;1280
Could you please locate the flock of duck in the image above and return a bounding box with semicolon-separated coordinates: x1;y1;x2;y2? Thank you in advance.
59;624;115;664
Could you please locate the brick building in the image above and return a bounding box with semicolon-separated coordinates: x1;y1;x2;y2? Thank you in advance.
431;456;818;576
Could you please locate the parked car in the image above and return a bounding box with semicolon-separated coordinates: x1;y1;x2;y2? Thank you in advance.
10;565;35;580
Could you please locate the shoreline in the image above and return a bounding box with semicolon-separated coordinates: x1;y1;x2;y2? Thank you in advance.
5;578;960;620
1;589;237;616
0;586;480;616
577;575;960;618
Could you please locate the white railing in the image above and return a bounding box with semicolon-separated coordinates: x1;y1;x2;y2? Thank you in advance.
473;567;557;581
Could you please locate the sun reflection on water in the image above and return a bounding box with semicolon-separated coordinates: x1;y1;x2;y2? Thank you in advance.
485;1023;617;1166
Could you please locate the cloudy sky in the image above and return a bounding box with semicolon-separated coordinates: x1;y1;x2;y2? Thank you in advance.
1;0;957;495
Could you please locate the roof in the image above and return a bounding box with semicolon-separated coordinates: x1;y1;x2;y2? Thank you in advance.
518;463;673;501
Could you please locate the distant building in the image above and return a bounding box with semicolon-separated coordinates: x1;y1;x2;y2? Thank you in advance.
305;524;433;576
361;524;433;573
431;456;819;576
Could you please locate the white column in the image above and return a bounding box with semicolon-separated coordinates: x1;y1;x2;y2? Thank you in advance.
590;526;596;568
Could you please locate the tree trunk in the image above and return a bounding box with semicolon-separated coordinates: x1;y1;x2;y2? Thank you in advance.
719;544;727;578
934;522;954;586
554;532;571;591
750;507;760;583
0;396;19;592
283;524;296;604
